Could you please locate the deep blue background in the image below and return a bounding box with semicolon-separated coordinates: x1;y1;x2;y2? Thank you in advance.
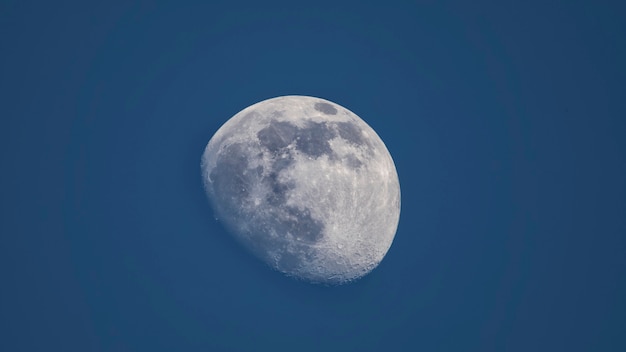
2;1;625;351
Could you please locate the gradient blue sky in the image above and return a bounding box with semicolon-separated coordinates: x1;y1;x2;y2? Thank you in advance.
1;1;625;351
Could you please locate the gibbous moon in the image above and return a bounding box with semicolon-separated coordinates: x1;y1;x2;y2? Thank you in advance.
201;96;400;284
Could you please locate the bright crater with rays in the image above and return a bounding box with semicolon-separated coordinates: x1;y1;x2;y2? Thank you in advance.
201;96;400;284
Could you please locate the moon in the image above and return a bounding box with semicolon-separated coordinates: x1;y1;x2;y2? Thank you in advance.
201;96;400;284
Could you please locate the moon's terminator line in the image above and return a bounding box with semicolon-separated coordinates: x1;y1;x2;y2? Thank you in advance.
202;96;400;284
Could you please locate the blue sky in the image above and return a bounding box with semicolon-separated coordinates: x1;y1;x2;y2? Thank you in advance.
1;1;625;351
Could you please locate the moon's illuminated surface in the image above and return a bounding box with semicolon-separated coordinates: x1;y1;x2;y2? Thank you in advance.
201;96;400;284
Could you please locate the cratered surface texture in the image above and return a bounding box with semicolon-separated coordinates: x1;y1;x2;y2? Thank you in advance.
201;96;400;284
